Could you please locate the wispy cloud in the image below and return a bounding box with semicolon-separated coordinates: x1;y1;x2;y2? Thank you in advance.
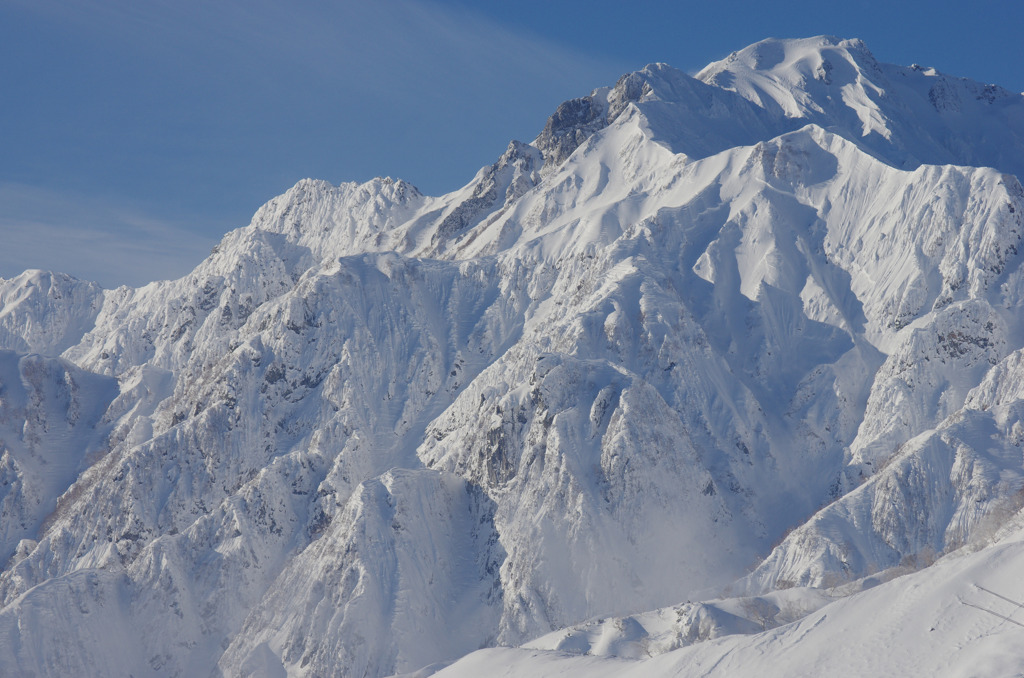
11;1;623;89
0;1;628;289
0;183;219;288
7;0;626;140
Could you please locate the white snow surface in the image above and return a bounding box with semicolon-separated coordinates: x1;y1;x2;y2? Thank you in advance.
2;35;1024;677
431;516;1024;678
0;270;104;356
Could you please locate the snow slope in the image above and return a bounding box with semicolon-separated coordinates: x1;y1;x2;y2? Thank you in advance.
0;270;104;356
0;351;117;565
432;515;1024;678
697;36;1024;177
1;35;1024;677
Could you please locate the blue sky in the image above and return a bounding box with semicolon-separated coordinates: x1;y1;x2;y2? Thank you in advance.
3;0;1023;287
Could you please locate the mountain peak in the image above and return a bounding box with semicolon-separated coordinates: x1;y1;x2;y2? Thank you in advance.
0;270;103;356
695;35;1024;177
696;35;882;116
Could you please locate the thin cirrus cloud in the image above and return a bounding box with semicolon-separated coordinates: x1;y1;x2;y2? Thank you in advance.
0;183;218;289
4;0;627;172
1;0;625;288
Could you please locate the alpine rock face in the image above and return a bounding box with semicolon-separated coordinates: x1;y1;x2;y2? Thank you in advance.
1;36;1024;677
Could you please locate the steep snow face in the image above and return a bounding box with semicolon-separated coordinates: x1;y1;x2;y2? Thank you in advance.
4;36;1024;678
743;304;1024;593
420;140;544;257
0;352;117;565
0;271;104;356
219;469;504;677
413;121;1024;640
0;252;524;676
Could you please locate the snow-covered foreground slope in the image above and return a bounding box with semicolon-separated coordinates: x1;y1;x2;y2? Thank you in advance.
2;35;1024;677
432;516;1024;678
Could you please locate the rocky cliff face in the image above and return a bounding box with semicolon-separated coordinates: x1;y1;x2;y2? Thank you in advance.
2;35;1024;678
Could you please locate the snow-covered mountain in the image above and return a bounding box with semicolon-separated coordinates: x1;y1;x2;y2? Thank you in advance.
2;35;1024;677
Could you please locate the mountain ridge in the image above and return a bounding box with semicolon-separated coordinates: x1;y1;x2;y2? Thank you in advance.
1;35;1024;677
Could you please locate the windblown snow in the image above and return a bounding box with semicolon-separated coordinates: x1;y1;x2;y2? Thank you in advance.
2;36;1024;677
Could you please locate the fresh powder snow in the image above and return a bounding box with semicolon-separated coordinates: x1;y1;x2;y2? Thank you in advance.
0;35;1023;677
